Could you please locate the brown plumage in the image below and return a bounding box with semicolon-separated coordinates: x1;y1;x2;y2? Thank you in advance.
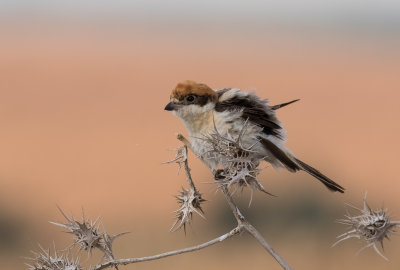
171;80;217;100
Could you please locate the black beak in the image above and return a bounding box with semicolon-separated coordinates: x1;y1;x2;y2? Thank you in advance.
164;102;176;111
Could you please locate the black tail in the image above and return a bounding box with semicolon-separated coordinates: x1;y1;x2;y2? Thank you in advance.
260;137;344;193
294;158;345;193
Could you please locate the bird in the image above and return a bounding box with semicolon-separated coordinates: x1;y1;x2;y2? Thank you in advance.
164;80;344;193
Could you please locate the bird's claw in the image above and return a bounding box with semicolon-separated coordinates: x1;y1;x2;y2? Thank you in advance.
214;169;226;180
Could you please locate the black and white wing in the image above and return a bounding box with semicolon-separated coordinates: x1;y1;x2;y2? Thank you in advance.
215;88;344;193
215;89;285;139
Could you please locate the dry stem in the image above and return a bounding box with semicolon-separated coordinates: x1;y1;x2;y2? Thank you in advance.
92;227;241;270
31;133;291;270
177;133;292;270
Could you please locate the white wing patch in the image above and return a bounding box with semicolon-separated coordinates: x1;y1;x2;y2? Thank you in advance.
218;88;246;102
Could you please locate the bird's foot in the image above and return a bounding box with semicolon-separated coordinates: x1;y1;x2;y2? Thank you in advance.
214;169;226;180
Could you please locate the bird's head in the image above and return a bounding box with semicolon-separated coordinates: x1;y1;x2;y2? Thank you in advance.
164;80;218;120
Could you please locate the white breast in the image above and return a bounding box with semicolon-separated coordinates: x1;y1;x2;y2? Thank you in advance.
183;109;265;171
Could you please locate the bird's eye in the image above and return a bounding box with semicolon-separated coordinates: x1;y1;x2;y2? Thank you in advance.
186;95;195;102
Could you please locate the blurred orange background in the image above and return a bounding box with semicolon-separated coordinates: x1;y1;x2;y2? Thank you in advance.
0;1;399;269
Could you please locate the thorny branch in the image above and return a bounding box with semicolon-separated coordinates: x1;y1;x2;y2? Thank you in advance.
163;144;196;191
33;204;240;270
176;134;292;270
164;144;206;232
28;133;292;270
91;133;292;270
26;129;399;270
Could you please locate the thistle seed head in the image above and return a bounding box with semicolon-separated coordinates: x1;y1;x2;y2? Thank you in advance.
50;207;128;262
201;120;272;199
50;207;102;254
26;245;81;270
334;193;400;260
170;187;206;233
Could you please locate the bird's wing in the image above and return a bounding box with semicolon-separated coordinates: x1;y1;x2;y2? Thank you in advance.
215;89;345;193
215;89;283;139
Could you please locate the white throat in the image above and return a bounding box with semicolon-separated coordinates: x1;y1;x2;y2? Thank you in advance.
173;102;215;136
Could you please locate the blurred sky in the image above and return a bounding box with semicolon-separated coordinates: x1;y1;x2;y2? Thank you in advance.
1;1;400;270
1;0;400;17
1;0;400;30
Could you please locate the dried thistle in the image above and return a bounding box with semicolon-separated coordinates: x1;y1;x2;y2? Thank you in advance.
50;207;103;255
333;193;400;260
163;146;187;175
50;207;127;263
165;144;207;232
26;244;81;270
170;187;206;232
201;120;272;200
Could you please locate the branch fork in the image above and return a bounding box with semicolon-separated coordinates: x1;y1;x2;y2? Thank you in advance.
94;133;292;270
28;133;292;270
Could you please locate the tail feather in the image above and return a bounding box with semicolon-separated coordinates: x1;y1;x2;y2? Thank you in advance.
294;158;345;193
260;138;299;172
259;137;344;193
